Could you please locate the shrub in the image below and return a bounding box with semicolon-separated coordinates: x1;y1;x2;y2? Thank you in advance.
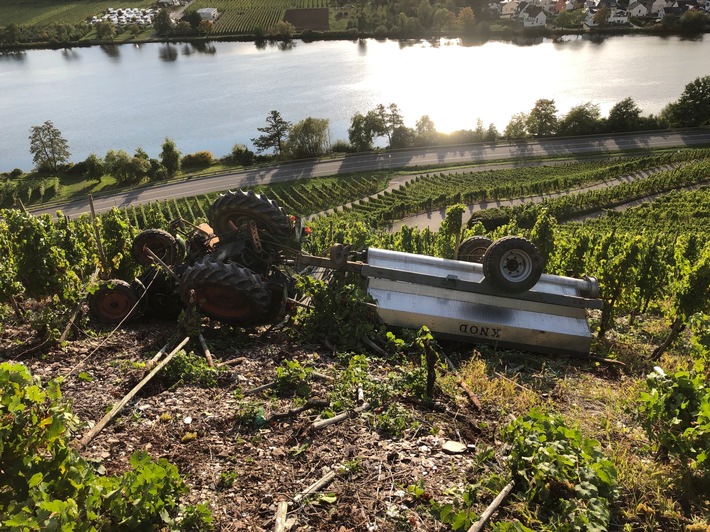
0;362;208;529
501;408;619;530
181;151;215;167
638;364;710;473
227;144;255;166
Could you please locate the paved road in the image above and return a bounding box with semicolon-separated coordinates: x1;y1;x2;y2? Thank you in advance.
29;130;710;218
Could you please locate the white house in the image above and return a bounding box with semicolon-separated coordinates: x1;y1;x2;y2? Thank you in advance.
647;0;669;14
628;1;649;15
197;8;218;20
522;5;548;24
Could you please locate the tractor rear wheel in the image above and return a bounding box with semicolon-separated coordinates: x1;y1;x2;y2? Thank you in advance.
482;236;543;293
179;259;272;325
457;236;493;263
132;229;183;267
89;279;142;324
208;190;292;246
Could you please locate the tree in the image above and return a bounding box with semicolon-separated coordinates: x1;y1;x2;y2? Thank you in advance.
369;103;404;147
607;97;642;133
184;10;202;29
29;120;70;173
504;112;529;139
558;102;601;136
458;6;476;33
105;149;148;183
252;110;291;156
84;154;104;182
526;99;558;137
348;112;377;151
268;21;296;40
662;75;710;127
593;7;611;25
286;117;331;159
160;138;181;178
415;115;437;145
391;126;416;149
2;23;22;45
153;9;173;36
679;10;708;33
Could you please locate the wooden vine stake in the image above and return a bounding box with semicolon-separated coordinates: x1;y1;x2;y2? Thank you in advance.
198;333;214;368
76;336;190;450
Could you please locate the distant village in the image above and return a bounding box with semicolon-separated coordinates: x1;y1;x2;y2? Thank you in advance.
491;0;708;28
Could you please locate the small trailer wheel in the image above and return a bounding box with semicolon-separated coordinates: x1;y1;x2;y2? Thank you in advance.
482;236;543;293
457;236;493;263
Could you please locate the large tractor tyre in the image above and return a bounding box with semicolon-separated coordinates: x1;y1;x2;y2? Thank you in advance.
142;268;183;320
179;259;272;325
482;236;543;293
457;236;494;263
89;279;142;324
208;190;292;245
132;229;183;268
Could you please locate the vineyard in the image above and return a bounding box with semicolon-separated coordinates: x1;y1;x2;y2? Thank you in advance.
1;149;710;530
189;0;331;34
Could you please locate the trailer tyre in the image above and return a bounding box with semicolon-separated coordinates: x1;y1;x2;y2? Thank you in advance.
482;236;543;293
180;259;272;325
89;279;142;324
457;236;494;263
132;229;183;267
208;190;292;246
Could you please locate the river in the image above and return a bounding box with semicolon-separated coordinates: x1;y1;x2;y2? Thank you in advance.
1;34;709;171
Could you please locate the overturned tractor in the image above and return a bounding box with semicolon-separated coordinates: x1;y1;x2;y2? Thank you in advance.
89;190;602;355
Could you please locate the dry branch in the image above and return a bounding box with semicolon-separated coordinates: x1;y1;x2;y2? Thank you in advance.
265;399;329;424
293;469;338;504
274;501;289;532
457;377;482;411
311;402;371;430
76;336;190;450
245;381;276;395
467;479;515;532
146;341;171;370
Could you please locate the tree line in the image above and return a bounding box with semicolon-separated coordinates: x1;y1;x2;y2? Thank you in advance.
3;75;709;190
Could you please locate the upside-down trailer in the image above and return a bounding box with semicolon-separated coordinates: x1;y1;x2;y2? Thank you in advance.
88;190;602;356
296;246;602;356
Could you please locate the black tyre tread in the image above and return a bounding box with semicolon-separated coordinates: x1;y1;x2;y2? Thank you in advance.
88;279;142;324
179;259;271;324
482;236;543;293
208;189;292;244
457;236;494;263
132;228;181;267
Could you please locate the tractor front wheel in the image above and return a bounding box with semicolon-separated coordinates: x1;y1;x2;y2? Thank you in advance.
89;279;142;324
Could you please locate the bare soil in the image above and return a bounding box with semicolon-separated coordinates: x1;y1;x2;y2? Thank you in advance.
2;318;513;531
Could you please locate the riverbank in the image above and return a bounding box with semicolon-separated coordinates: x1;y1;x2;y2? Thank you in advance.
1;19;707;53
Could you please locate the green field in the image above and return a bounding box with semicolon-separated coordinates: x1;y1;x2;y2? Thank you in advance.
0;0;154;27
